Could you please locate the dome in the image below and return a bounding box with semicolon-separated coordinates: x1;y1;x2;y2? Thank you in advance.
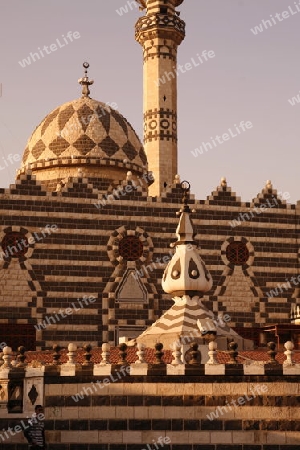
19;96;148;187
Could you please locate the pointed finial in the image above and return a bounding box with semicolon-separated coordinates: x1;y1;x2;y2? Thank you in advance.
178;180;191;214
78;62;94;98
172;181;195;246
162;179;213;295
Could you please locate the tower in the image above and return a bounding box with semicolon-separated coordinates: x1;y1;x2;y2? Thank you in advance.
135;0;185;196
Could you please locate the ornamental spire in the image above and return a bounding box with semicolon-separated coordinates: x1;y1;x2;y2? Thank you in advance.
162;182;213;297
172;181;196;246
78;62;94;98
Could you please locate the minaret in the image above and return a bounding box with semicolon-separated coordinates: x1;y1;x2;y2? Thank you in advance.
135;0;185;196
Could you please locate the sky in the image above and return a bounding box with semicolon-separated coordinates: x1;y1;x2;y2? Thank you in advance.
0;0;299;203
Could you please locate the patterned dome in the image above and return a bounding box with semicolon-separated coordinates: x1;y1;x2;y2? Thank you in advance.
20;97;147;178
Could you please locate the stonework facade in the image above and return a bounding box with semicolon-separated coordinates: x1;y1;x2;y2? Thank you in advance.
0;1;299;353
0;173;298;349
1;2;300;447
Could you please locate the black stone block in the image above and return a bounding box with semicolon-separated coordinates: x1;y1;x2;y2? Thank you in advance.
89;419;108;430
201;419;223;430
108;419;127;430
224;420;242;430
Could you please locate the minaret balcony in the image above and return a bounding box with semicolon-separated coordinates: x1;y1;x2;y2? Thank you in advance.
135;13;185;44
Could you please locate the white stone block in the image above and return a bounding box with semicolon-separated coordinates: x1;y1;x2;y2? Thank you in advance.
93;364;112;376
130;363;148;376
283;364;300;375
60;364;76;376
166;364;185;375
205;364;225;375
210;431;232;444
24;376;44;414
243;363;265;375
0;368;10;378
266;430;286;444
122;431;142;443
25;367;45;377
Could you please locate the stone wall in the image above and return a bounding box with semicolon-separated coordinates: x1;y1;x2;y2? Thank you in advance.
0;173;299;349
1;344;300;449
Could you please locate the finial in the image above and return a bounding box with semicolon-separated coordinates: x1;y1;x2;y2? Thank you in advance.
78;62;94;98
177;180;191;214
265;179;272;190
174;174;181;185
171;181;195;247
220;177;227;188
162;180;213;296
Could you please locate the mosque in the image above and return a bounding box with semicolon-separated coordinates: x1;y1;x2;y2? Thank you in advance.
1;2;300;449
0;0;299;353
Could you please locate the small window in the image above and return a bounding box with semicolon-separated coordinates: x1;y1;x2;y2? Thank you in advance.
119;236;143;261
160;7;168;14
226;241;249;265
1;232;29;258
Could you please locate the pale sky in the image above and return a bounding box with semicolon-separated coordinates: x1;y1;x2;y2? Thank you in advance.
0;0;299;203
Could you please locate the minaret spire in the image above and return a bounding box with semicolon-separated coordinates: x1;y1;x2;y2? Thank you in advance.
135;0;185;196
78;62;94;98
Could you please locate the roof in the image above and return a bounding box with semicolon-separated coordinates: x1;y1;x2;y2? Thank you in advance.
21;346;299;366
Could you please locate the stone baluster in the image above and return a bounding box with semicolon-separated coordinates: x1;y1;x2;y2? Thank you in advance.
16;346;26;367
83;344;92;366
135;342;146;364
283;341;294;365
118;343;128;365
2;346;12;369
207;340;218;365
228;341;238;364
0;352;3;367
267;341;277;363
171;344;183;365
52;344;61;365
189;342;201;365
154;343;164;365
67;343;77;364
100;343;110;365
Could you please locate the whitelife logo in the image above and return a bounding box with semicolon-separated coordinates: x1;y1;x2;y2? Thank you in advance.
0;225;58;262
18;32;81;68
288;90;300;106
35;296;96;331
0;153;21;171
155;50;215;86
191;121;253;157
0;411;45;444
116;0;139;16
250;2;300;35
